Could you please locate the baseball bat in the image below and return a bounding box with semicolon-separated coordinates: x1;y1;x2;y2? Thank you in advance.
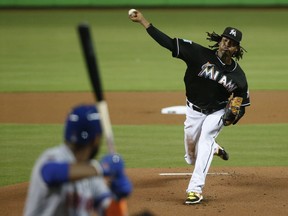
78;23;116;154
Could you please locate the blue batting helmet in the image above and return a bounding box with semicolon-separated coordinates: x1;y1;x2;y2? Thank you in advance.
64;104;102;145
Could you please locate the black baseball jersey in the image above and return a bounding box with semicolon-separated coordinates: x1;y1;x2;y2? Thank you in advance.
146;24;250;111
172;38;250;109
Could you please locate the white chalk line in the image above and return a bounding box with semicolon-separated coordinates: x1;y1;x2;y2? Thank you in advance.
159;172;230;176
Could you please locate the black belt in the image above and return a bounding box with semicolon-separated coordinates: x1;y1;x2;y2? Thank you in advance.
186;101;225;115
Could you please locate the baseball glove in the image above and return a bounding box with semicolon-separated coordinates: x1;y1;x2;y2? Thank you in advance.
222;97;243;126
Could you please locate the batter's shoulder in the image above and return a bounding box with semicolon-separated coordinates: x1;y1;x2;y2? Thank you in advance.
41;145;73;162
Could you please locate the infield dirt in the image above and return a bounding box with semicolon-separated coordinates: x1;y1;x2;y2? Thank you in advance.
0;91;288;216
1;91;288;124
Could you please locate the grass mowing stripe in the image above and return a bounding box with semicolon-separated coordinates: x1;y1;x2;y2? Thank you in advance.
217;124;288;166
0;124;63;186
114;124;288;168
1;9;288;92
1;123;288;186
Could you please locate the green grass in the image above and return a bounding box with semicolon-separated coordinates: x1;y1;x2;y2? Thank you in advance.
0;124;62;186
1;9;288;188
0;9;288;92
1;123;288;186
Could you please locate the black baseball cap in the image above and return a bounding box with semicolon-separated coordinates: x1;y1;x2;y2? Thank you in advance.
221;27;242;44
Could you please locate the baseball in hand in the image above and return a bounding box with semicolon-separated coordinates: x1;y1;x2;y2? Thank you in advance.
128;9;137;17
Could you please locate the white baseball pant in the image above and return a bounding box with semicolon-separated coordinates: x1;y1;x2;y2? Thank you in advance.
184;102;225;194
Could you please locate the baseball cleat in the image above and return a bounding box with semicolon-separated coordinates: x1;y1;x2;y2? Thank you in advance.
185;192;203;205
216;146;229;161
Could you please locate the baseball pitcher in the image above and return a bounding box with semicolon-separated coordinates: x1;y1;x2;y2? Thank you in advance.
24;104;132;215
129;9;250;204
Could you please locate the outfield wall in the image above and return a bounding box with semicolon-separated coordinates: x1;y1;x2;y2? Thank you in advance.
1;0;288;7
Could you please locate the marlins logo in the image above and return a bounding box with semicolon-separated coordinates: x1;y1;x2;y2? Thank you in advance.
198;62;219;81
198;62;238;92
229;29;237;37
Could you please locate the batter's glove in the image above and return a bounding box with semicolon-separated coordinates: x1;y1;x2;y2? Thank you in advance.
100;154;124;177
222;97;243;126
100;154;132;199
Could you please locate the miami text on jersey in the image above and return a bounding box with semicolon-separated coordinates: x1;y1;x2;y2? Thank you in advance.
198;62;238;92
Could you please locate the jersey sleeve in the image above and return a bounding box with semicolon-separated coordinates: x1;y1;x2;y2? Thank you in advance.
146;24;174;51
234;85;250;107
41;162;69;186
233;70;250;107
172;38;204;63
146;25;204;64
241;88;250;107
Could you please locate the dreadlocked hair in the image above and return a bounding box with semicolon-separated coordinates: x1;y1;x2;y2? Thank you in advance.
206;31;247;61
